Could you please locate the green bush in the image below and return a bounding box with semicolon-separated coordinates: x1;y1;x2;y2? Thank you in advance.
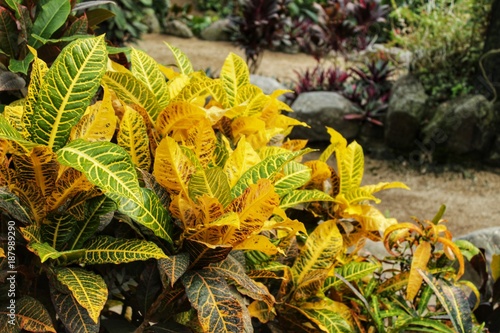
389;0;491;104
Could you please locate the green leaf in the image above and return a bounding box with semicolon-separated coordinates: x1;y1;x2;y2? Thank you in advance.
56;267;108;324
188;167;232;207
0;116;40;153
57;139;141;199
280;189;335;209
29;36;107;150
0;296;56;333
103;71;161;122
182;270;243;333
81;235;167;264
291;219;343;284
68;195;117;250
42;213;77;251
108;188;173;243
29;0;71;49
131;48;170;108
159;252;190;287
0;7;18;58
0;187;32;224
298;307;351;333
274;161;311;196
165;42;193;75
8;54;33;74
51;287;99;333
230;150;305;198
28;242;85;263
398;318;456;333
323;261;381;291
419;270;473;333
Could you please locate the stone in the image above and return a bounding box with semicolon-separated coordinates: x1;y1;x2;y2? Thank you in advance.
200;18;232;41
142;9;161;34
164;20;193;38
288;91;360;142
385;75;428;150
421;94;496;160
250;75;288;101
486;135;500;166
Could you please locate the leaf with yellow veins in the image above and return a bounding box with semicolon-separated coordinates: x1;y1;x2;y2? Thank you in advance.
165;42;194;75
155;101;206;139
56;267;108;324
407;241;432;301
153;136;196;196
167;73;191;101
291;219;343;284
339;141;364;195
233;234;279;255
118;105;151;170
130;48;170;109
221;179;279;246
3;105;26;135
48;168;94;212
183;118;217;168
220;52;250;108
71;85;117;142
23;47;48;137
12;146;58;199
0;296;56;333
224;136;260;187
189;168;232;207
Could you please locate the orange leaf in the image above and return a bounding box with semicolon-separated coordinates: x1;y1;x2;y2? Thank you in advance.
407;241;432;301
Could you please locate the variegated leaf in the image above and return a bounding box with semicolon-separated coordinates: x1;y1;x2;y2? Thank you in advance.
42;213;77;251
70;85;117;142
220;52;250;108
82;235;167;264
222;179;279;245
208;255;275;307
339;141;364;195
0;296;55;333
158;252;190;287
29;36;107;150
165;42;193;75
28;242;85;263
23;46;48;132
224;136;260;187
280;189;335;209
184;238;232;269
155;101;206;139
131;48;170;108
233;234;278;255
323;261;381;291
103;71;161;122
182;270;243;333
0;116;40;153
319;126;347;163
48;167;95;213
56;267;108;324
3;105;26;135
118;105;151;170
407;241;432;301
189;167;231;207
11;181;47;223
274;161;311;196
293;269;329;302
153;136;196;196
297;299;352;333
108;188;173;243
230;150;304;198
183;118;217;168
291;219;343;284
0;187;31;224
51;287;99;333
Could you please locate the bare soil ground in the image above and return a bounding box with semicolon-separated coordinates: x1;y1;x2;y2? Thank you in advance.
134;34;500;237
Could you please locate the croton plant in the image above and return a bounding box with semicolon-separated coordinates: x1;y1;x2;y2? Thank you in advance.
0;36;490;333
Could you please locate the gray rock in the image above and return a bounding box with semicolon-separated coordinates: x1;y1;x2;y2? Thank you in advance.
250;75;288;101
289;91;360;142
200;18;232;41
142;9;161;34
457;227;500;261
164;20;193;38
385;75;428;150
421;95;496;159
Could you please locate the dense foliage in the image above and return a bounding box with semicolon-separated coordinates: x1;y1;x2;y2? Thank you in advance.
0;35;493;333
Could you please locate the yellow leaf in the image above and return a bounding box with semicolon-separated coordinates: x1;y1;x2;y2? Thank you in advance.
153;136;196;196
183;118;217;168
360;181;410;194
155;101;206;140
304;160;331;190
231;116;266;142
492;254;500;281
339;141;364;195
248;300;274;323
319;126;347;162
71;85;117;142
224;136;261;187
407;241;432;301
221;179;279;246
233;234;279;255
220;52;250;108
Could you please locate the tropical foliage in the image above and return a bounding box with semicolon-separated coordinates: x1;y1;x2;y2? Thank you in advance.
0;36;486;332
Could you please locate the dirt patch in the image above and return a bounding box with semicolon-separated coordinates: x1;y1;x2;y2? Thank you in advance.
133;34;500;237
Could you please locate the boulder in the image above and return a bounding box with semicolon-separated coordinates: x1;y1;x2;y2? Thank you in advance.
385;75;428;150
164;20;193;38
421;94;496;160
250;75;288;101
289;91;359;142
200;18;232;41
142;9;161;34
